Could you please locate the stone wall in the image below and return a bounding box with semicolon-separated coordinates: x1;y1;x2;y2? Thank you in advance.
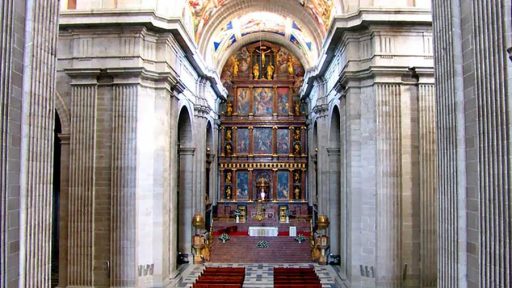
304;10;436;287
0;0;60;287
432;0;512;287
56;14;221;286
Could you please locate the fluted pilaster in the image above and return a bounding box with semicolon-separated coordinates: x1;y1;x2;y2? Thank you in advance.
68;84;97;286
472;1;510;286
19;0;59;287
419;84;437;287
433;0;511;287
0;1;17;285
111;85;137;286
432;1;461;286
376;84;401;287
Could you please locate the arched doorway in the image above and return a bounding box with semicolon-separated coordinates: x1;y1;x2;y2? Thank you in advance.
328;106;341;261
51;112;62;287
177;106;194;264
205;121;213;232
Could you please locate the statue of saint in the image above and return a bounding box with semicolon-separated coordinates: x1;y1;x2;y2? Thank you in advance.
253;63;259;79
225;143;232;155
294;186;301;200
294;142;301;155
287;57;294;75
266;64;274;80
225;129;232;141
294;170;301;182
226;186;232;200
225;171;232;184
232;57;239;77
294;101;301;116
226;101;233;116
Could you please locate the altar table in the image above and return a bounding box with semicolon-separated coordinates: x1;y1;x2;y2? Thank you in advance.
248;226;278;237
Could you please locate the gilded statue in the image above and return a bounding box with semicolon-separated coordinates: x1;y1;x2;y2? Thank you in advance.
225;171;232;184
225;186;232;200
294;186;301;200
287;56;294;75
253;63;259;79
226;101;233;116
294;142;301;155
294;170;301;182
266;64;274;80
225;129;232;141
294;101;301;116
225;143;232;155
231;56;239;77
294;128;301;140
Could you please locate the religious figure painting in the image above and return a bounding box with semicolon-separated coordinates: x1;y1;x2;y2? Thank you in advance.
236;171;249;200
277;171;289;200
237;128;249;154
277;129;290;154
277;87;290;115
253;128;273;154
237;88;250;115
253;87;273;115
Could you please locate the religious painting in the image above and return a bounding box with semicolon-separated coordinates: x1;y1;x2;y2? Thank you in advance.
277;129;290;154
236;128;249;154
236;171;249;200
237;88;250;115
277;171;290;200
253;87;273;115
253;128;272;154
277;87;290;115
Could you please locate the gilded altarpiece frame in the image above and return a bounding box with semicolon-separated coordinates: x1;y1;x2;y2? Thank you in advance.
218;41;308;212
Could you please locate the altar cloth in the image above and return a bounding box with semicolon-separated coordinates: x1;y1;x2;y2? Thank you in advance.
248;226;278;237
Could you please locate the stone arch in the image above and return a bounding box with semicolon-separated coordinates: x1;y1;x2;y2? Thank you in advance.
327;105;342;257
55;91;70;135
178;105;193;147
329;105;341;148
176;105;195;263
197;0;324;62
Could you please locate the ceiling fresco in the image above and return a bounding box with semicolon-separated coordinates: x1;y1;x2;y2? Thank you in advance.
209;12;316;67
188;0;334;41
188;0;333;70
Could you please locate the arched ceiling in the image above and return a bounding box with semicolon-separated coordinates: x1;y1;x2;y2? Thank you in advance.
188;0;335;71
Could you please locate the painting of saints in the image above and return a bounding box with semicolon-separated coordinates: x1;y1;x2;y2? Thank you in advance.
277;88;289;115
253;88;273;115
236;171;249;200
277;129;290;154
237;129;249;154
253;128;272;154
277;171;289;200
237;88;250;115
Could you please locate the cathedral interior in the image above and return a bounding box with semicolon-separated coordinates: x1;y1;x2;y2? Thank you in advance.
1;0;511;287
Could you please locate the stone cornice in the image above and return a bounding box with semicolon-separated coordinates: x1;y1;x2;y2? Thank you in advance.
300;8;432;99
59;11;227;100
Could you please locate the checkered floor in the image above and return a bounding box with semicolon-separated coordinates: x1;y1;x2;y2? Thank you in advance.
170;263;350;288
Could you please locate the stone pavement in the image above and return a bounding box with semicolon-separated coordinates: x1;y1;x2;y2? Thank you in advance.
169;263;350;288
